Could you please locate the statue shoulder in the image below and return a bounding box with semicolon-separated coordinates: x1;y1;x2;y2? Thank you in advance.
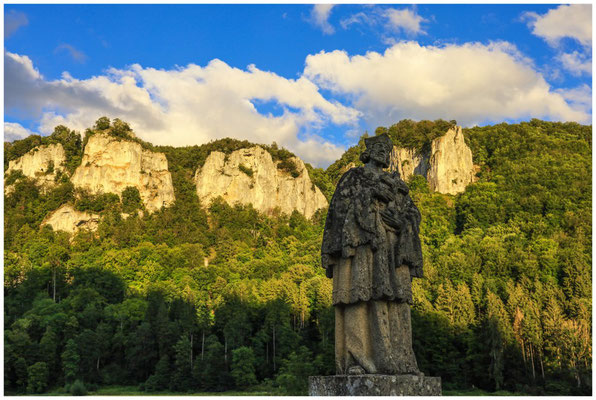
389;171;410;194
336;166;366;187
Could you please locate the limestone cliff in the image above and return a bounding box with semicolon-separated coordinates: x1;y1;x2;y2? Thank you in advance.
389;126;475;195
195;146;328;218
41;204;100;234
71;133;175;213
389;147;429;181
5;143;66;192
427;126;475;194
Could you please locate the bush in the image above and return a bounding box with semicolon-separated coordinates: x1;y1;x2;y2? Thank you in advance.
277;159;300;178
121;186;142;213
145;355;170;392
70;379;87;396
238;164;254;178
75;191;120;213
26;362;49;393
231;346;257;388
111;118;133;138
275;347;314;395
94;117;111;130
4;170;25;186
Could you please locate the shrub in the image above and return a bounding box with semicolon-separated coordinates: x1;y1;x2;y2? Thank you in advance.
111;118;133;138
75;191;120;213
70;379;87;396
121;186;142;213
26;362;48;394
231;347;257;388
94;117;111;130
238;164;254;178
277;159;300;178
4;170;25;186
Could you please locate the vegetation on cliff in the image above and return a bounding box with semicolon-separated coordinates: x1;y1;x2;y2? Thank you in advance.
4;118;592;395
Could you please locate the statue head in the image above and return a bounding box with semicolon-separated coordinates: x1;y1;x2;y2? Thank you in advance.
360;134;393;168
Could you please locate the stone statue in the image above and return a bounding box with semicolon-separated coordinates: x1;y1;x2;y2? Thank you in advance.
321;133;423;376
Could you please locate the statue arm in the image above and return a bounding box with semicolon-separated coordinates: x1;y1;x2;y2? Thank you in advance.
321;169;358;277
321;168;378;277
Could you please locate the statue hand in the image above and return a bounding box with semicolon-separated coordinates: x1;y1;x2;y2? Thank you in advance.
322;253;336;270
381;209;402;230
373;187;395;202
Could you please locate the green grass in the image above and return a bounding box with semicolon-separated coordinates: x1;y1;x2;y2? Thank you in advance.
443;388;527;396
17;385;277;396
89;386;276;396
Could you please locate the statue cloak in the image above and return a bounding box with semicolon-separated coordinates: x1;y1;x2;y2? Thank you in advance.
321;166;423;306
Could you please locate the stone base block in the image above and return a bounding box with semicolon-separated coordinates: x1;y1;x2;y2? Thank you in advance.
308;374;442;396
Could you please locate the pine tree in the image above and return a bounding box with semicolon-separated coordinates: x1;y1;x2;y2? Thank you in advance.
61;339;80;384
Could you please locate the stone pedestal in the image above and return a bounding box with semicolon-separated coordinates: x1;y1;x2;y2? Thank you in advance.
309;374;441;396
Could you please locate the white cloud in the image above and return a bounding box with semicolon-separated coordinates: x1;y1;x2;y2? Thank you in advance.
310;4;335;35
340;12;374;30
524;4;592;47
4;122;36;142
5;51;359;167
384;8;427;36
5;10;28;38
556;84;592;115
556;51;592;76
54;44;88;63
304;41;590;127
340;6;428;37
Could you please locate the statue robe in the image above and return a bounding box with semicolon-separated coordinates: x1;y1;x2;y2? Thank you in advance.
321;166;423;375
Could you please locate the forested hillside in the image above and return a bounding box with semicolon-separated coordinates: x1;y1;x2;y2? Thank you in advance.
4;118;591;395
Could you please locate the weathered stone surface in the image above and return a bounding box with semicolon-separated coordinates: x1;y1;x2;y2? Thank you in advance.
322;134;423;376
389;126;475;195
71;133;175;213
309;374;442;396
5;143;66;193
194;146;327;218
41;204;100;235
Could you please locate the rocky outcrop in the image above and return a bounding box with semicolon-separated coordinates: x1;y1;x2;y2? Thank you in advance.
428;126;475;194
71;133;175;213
195;146;328;218
389;126;475;195
41;204;100;234
5;143;66;192
389;147;429;181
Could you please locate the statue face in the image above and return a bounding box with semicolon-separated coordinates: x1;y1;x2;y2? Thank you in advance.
369;143;390;166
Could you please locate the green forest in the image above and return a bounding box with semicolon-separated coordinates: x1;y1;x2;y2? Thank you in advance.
3;118;592;395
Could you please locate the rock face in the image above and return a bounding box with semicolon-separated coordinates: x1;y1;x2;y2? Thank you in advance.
309;374;442;396
428;126;475;194
389;147;429;181
71;133;175;213
195;146;328;218
5;143;66;192
41;204;100;235
389;126;475;195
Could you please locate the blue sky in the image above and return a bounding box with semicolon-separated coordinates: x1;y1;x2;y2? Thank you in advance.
4;4;592;166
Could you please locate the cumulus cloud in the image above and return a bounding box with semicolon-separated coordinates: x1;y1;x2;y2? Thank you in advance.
4;122;36;142
54;44;88;63
524;4;592;47
5;10;28;38
304;41;590;127
310;4;336;35
556;84;592;115
384;8;427;36
556;51;592;76
5;51;359;166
